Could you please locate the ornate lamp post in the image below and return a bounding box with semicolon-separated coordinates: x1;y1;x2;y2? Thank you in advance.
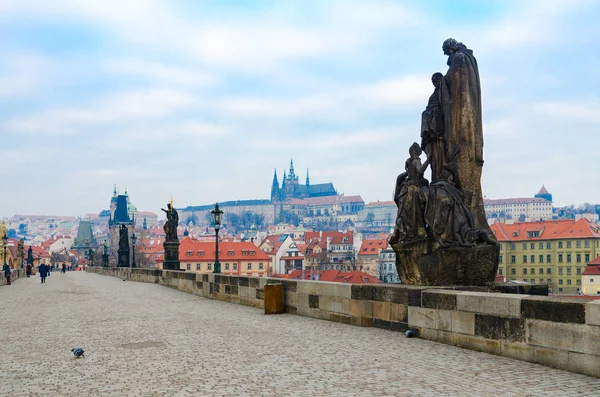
211;203;224;274
2;231;7;267
18;239;24;269
131;233;137;268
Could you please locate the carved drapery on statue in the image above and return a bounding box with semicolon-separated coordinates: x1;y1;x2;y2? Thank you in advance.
162;201;181;271
162;203;179;242
390;39;499;286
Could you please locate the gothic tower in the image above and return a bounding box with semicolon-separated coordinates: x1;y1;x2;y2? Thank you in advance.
270;169;281;202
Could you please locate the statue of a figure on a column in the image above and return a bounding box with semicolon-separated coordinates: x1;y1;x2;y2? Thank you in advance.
161;202;179;242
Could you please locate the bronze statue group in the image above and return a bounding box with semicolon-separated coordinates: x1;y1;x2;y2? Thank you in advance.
390;39;495;248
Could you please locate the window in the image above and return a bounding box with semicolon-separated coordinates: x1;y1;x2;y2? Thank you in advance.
576;279;581;285
498;268;503;275
523;255;528;263
558;242;563;248
547;279;552;284
546;242;551;249
523;243;527;250
539;255;544;263
511;268;516;275
567;267;572;275
591;278;595;282
567;241;572;248
208;263;212;270
530;243;535;250
499;256;503;264
523;268;528;275
225;263;230;270
584;241;590;248
539;279;544;284
559;267;563;275
546;254;551;263
530;268;535;275
576;267;581;275
559;288;563;292
247;263;252;270
558;254;563;263
233;263;238;270
567;253;571;263
511;255;516;264
530;255;535;263
196;264;200;270
511;243;516;250
197;251;204;256
576;254;581;263
547;268;551;274
539;243;544;250
259;263;264;270
523;279;528;283
187;251;192;257
559;279;563;285
567;279;572;285
186;264;191;270
585;253;590;262
539;268;544;275
576;241;581;248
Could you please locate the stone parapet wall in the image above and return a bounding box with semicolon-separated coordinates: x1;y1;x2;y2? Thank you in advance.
1;268;25;287
86;267;599;378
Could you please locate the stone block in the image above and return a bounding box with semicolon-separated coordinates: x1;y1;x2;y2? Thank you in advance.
255;288;264;300
390;303;408;323
419;328;456;345
435;310;452;331
585;300;600;326
250;278;260;288
317;282;351;299
455;334;501;356
475;314;525;342
526;319;600;356
372;285;407;304
296;280;318;295
567;351;600;378
321;296;349;315
238;277;249;287
422;290;458;310
329;312;352;325
351;285;374;300
408;306;435;329
285;291;298;307
373;301;392;321
456;292;526;317
521;297;586;324
281;280;297;293
285;305;298;315
533;346;569;369
308;294;319;309
350;299;373;317
296;293;310;308
351;316;373;327
500;341;534;362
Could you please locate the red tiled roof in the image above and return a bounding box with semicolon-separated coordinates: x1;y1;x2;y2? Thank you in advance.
179;237;270;262
537;185;549;195
304;231;353;245
358;239;387;255
588;256;600;265
582;265;600;276
340;195;364;203
491;219;600;242
365;201;396;207
277;269;381;283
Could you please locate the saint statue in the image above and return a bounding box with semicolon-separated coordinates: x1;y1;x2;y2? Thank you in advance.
390;143;430;244
161;202;179;242
119;225;129;250
439;38;488;231
421;72;446;182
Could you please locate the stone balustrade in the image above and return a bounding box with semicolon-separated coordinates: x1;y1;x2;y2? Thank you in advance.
1;268;25;287
86;267;600;378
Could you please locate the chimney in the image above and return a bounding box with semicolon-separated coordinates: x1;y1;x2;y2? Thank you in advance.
327;237;332;252
319;231;322;238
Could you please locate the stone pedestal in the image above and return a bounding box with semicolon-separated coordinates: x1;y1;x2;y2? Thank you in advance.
392;238;499;286
118;248;130;268
102;254;109;268
163;241;181;271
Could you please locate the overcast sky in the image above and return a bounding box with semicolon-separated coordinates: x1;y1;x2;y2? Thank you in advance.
1;0;599;218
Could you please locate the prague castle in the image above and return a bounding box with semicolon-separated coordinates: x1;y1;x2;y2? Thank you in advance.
271;160;337;202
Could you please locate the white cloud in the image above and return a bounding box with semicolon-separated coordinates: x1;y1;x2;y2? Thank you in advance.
102;59;218;87
533;99;600;124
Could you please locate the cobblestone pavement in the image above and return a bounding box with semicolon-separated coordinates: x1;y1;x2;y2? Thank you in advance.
1;273;599;397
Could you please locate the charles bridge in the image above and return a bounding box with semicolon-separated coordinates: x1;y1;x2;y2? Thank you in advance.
1;268;599;396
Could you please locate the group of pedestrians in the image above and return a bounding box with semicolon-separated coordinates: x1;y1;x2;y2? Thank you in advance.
3;262;74;286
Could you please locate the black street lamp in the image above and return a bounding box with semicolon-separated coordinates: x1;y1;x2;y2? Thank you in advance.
2;231;7;266
211;203;224;274
131;233;137;268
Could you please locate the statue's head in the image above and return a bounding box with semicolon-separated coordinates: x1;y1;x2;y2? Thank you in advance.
442;38;459;55
409;142;422;158
431;72;443;87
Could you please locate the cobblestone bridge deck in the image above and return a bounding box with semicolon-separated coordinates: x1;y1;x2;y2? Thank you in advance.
1;272;598;396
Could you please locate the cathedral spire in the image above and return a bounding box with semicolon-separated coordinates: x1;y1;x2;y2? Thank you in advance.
289;159;296;178
113;184;117;198
306;168;310;186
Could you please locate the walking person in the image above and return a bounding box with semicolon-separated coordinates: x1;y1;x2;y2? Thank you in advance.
26;263;32;277
39;263;48;284
3;263;11;286
62;263;66;274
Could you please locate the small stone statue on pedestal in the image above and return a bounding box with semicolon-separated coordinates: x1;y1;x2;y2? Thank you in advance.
117;224;130;268
162;200;181;271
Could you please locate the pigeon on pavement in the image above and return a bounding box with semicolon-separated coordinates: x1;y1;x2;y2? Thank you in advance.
71;348;85;358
